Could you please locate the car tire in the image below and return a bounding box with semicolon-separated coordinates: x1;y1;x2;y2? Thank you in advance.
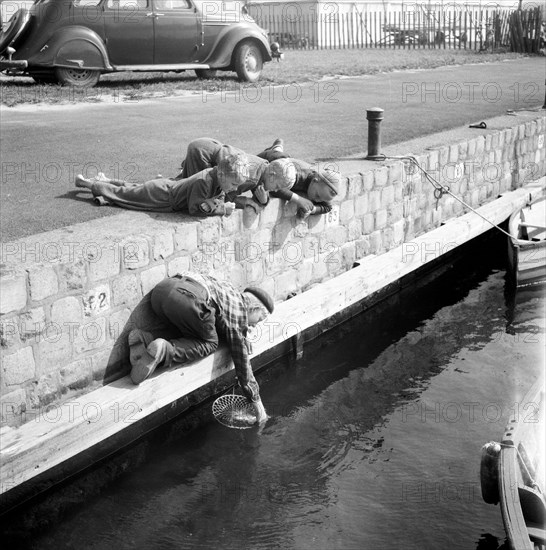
55;67;100;88
195;69;218;79
233;41;263;83
30;71;58;85
0;9;31;54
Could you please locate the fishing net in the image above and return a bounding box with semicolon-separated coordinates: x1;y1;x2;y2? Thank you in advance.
212;393;257;429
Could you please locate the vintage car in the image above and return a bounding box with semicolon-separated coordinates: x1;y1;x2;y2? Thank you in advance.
0;0;281;86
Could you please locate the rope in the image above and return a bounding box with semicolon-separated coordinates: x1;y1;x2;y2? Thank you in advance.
376;154;516;239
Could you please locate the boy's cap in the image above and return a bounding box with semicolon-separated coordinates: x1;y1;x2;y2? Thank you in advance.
244;287;275;314
317;168;341;194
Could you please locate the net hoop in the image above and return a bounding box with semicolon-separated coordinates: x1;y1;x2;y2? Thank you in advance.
212;394;257;429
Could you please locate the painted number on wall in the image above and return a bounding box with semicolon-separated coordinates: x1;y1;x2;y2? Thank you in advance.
324;205;340;227
83;286;110;317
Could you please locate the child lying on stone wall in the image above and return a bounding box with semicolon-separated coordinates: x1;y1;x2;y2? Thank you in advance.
177;137;341;219
75;153;295;216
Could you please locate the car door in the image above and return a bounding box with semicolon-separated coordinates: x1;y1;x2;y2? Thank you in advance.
102;0;153;65
152;0;200;64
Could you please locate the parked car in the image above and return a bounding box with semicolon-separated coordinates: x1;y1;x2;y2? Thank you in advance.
0;0;281;86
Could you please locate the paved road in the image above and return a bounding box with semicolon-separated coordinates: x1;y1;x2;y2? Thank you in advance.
1;58;544;241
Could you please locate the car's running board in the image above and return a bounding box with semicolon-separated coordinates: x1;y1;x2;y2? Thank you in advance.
113;64;210;71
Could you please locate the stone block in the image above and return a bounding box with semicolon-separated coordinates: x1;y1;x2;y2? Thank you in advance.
362;213;375;234
87;245;120;282
308;215;325;234
321;226;347;248
388;203;404;224
198;218;221;244
427;150;440;172
27;265;58;302
0;269;27;314
449;144;459;164
335;176;348;201
296;259;314;288
151;231;175;261
355;194;369;216
112;273;141;307
340;242;356;269
381;186;395;208
0;318;20;350
274;269;299;299
259;199;282;226
362;171;374;192
1;346;36;386
0;388;27;425
60;357;93;390
491;132;500;150
458;141;468;160
467;138;476;158
167;255;191;278
388;162;403;185
368;190;381;213
339;199;354;223
18;307;46;343
82;284;110;318
374;166;389;188
51;296;83;326
141;264;166;295
120;236;149;270
311;253;329;282
57;260;86;292
375;209;388;230
303;235;320;259
174;222;199;252
355;236;371;259
73;317;107;354
347;219;362;241
346;174;363;197
369;230;383;254
244;257;264;284
475;136;485;156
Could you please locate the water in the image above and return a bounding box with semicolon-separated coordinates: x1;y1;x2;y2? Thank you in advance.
10;253;546;550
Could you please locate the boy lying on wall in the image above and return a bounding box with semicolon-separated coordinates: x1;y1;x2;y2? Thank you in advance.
177;137;341;219
75;153;295;216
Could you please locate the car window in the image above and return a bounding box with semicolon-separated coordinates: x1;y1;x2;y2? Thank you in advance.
106;0;148;9
73;0;102;6
154;0;191;10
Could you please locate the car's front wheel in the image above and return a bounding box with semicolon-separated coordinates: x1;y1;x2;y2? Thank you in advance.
233;41;263;83
55;67;100;88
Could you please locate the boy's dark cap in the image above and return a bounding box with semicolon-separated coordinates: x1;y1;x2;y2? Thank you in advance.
317;168;341;194
244;287;275;314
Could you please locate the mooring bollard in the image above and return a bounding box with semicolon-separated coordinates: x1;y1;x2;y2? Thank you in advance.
366;107;384;160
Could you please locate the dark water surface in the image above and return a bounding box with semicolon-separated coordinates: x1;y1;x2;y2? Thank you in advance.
26;262;545;550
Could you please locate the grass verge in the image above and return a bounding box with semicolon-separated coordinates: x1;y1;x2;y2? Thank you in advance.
0;48;530;107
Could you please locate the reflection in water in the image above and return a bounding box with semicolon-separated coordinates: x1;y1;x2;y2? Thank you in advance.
7;262;545;550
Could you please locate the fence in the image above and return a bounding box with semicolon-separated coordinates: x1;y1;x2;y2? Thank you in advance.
250;7;545;53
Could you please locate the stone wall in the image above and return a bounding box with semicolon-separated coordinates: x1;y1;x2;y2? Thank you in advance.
1;114;544;427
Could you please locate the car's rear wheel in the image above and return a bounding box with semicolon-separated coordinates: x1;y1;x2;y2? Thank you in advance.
55;67;100;88
233;41;263;83
195;69;218;79
30;70;58;85
0;9;31;54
